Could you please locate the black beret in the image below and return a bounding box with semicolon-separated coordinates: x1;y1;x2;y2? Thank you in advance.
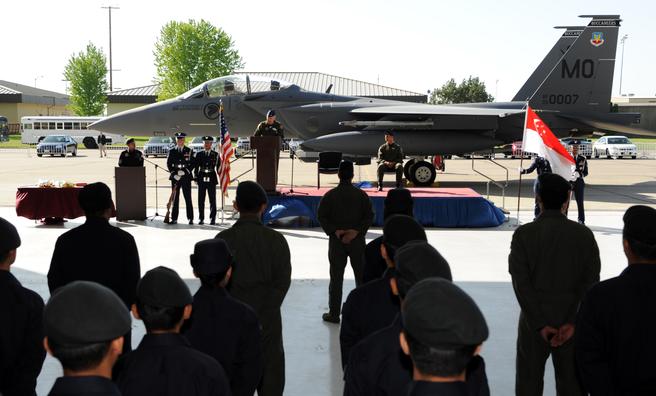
403;278;488;349
137;266;192;308
623;205;656;245
175;132;187;139
568;140;581;146
78;182;113;213
0;217;21;252
44;281;131;346
191;239;233;275
384;188;413;216
395;241;452;297
202;136;214;142
385;130;394;136
266;110;276;117
338;160;354;180
125;138;135;145
236;181;268;212
383;215;427;251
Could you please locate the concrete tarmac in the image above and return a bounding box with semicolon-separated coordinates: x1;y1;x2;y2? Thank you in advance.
1;148;655;395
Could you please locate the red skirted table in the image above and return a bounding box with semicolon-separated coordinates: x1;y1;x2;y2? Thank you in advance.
16;186;85;223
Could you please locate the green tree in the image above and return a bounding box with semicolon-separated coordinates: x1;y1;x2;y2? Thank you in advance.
429;76;494;104
63;43;108;116
154;19;244;100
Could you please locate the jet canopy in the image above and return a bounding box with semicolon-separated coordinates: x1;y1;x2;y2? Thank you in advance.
180;75;296;99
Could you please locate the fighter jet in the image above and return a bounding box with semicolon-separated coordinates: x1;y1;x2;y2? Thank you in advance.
92;15;651;186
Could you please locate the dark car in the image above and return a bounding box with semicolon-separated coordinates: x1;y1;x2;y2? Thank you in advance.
36;135;78;157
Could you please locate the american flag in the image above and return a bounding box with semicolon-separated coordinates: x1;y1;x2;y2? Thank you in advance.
218;101;234;196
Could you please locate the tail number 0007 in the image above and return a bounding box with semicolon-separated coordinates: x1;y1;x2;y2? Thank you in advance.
541;94;579;105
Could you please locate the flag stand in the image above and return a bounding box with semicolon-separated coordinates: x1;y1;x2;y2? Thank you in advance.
516;156;525;226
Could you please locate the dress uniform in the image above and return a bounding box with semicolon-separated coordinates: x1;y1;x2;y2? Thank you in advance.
340;215;426;367
216;181;291;396
377;131;404;190
509;175;600;396
48;182;140;353
118;138;144;167
183;239;264;396
166;132;194;224
0;218;46;396
114;267;231;396
521;156;552;218
575;206;656;395
44;281;132;396
570;141;588;224
193;136;221;225
401;278;489;396
318;161;374;323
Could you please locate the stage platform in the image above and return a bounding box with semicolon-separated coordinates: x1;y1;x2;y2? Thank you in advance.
263;187;507;228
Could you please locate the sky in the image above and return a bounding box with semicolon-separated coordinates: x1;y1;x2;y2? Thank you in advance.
2;0;654;101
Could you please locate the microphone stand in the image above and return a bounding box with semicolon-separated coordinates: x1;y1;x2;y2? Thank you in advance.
143;157;170;221
288;146;307;195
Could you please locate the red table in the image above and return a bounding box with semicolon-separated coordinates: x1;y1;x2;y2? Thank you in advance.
16;186;85;221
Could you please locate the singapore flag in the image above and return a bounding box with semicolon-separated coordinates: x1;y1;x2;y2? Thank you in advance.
522;106;575;180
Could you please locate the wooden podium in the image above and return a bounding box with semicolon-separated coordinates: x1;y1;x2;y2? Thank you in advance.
114;166;146;220
250;136;281;193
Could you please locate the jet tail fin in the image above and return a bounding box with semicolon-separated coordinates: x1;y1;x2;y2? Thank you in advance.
512;25;585;102
529;15;621;114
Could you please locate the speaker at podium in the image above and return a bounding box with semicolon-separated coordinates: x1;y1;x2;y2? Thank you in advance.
250;135;281;194
114;166;147;220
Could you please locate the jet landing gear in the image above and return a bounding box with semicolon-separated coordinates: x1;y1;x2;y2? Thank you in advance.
403;158;437;187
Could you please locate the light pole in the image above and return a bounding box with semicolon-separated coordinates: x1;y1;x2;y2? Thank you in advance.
101;5;120;91
619;34;628;96
34;75;44;88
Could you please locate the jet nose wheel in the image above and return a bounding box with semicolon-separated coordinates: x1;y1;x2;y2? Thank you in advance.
409;160;436;187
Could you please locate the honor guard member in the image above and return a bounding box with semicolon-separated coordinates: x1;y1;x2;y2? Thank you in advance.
254;109;284;138
318;160;374;324
401;278;489;396
0;218;46;396
118;138;144;167
193;136;220;225
377;131;404;191
43;281;131;396
114;267;231;396
570;140;588;224
183;239;264;396
520;155;552;219
167;132;194;224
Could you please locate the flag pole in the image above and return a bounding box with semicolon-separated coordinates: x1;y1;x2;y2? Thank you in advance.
516;103;530;226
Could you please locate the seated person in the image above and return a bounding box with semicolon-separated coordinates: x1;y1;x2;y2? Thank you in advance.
377;131;404;191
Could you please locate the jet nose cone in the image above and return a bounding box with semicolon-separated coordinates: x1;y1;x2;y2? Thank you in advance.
90;99;177;135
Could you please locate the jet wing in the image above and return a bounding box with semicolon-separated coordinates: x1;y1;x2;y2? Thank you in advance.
350;104;524;117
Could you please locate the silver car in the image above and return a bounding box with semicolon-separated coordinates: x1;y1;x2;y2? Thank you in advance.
189;136;221;153
144;136;175;157
36;135;78;157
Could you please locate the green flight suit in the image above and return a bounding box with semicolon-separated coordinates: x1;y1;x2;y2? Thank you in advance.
377;142;404;187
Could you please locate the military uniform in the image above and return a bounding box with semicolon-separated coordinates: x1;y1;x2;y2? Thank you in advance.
118;149;144;167
183;286;263;396
193;146;220;224
377;142;404;188
0;271;46;396
318;180;374;316
521;156;552;218
509;210;600;395
48;376;121;396
572;153;588;224
254;120;284;138
167;144;194;223
216;214;291;396
114;333;231;396
340;271;399;368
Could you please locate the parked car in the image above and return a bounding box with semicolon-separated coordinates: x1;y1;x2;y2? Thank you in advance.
593;136;637;159
36;135;77;157
236;137;251;152
189;136;220;153
560;137;593;159
144;136;175;157
498;141;529;159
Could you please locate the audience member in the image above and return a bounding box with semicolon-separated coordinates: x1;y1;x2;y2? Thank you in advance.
509;173;600;395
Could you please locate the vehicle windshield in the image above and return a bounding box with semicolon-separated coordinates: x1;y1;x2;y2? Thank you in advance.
608;137;630;144
147;137;172;144
43;136;67;143
180;75;295;99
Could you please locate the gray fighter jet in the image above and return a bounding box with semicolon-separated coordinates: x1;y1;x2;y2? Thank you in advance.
92;15;651;186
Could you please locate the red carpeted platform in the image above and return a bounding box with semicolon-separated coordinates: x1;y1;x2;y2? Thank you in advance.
264;187;506;228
